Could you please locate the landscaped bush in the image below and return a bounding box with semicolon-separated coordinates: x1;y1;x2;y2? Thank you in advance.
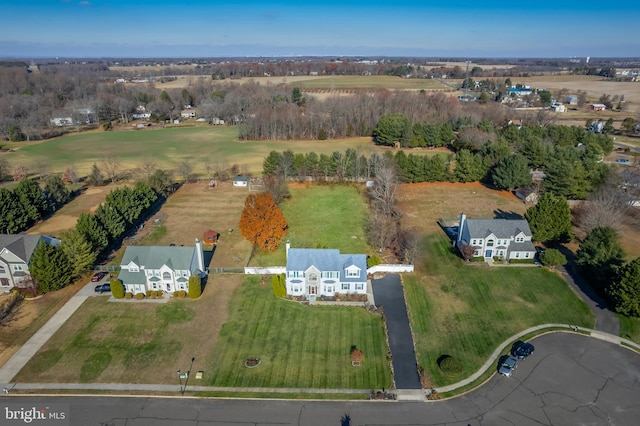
188;275;202;298
437;355;462;375
134;292;145;300
470;256;485;262
124;292;133;299
174;290;187;298
509;258;535;264
271;274;286;298
367;254;382;268
147;290;157;298
110;279;125;299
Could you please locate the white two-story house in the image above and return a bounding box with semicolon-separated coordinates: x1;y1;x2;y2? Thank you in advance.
285;243;368;299
0;234;60;292
118;239;206;295
456;213;536;262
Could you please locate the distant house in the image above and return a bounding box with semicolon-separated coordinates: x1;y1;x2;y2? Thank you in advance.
591;103;607;111
118;240;206;296
285;243;368;300
232;176;249;187
456;213;536;262
50;117;73;127
508;86;533;97
515;187;539;204
566;95;578;105
132;105;151;120
181;110;197;119
550;102;566;112
0;234;61;292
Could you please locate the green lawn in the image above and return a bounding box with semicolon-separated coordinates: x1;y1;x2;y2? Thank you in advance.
405;234;595;387
204;276;391;389
619;315;640;343
252;185;371;266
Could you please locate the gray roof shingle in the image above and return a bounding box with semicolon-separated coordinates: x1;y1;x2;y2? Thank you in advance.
466;219;532;239
286;248;367;282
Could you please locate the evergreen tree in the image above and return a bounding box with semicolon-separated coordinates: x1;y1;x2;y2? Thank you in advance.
76;212;109;252
59;229;97;278
374;113;412;147
540;248;567;269
576;226;625;290
15;179;48;223
608;258;640;317
524;193;573;243
454;149;485;182
424;154;447;182
29;240;72;293
0;188;28;233
95;204;126;239
44;175;70;211
263;151;282;176
188;275;202;298
491;155;532;191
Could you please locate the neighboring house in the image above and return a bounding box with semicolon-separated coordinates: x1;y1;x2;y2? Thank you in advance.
550;102;566;112
515;187;539;204
118;239;206;296
566;95;578;105
181;110;197;118
0;234;61;292
508;86;533;97
50;117;73;127
132;105;151;120
591;103;607;111
285;243;368;300
456;213;536;262
232;176;249;187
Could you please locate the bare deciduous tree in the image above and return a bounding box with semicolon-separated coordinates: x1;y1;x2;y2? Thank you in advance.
137;158;157;181
102;156;121;183
369;158;399;218
176;160;193;183
576;183;632;233
0;157;9;182
12;164;28;182
263;173;290;205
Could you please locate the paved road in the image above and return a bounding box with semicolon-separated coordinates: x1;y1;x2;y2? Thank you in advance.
559;262;620;335
371;275;421;390
2;333;638;426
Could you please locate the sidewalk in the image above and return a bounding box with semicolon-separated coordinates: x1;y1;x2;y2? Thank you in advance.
0;281;95;385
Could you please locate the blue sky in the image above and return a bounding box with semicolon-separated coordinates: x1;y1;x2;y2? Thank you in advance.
1;1;638;58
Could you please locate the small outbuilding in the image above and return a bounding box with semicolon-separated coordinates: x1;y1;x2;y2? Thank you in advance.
203;229;220;244
233;176;249;187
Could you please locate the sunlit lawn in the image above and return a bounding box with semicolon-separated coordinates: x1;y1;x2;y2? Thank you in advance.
205;276;391;389
405;234;595;386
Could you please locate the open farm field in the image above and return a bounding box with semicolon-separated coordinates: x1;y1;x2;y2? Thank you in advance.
404;234;594;387
3;127;391;178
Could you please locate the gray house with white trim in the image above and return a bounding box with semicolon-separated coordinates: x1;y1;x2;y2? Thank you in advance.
119;240;205;295
0;234;60;292
285;243;367;299
456;213;536;262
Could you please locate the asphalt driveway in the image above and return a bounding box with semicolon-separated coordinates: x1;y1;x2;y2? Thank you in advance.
371;274;422;389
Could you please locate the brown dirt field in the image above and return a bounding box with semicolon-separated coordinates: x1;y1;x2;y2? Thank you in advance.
134;181;252;268
29;183;130;237
397;181;528;234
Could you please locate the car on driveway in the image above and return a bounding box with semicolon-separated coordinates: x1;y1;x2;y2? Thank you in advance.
498;356;518;377
94;283;111;294
511;341;535;359
91;271;107;282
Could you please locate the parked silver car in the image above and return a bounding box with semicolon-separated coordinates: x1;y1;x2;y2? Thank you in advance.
498;356;518;377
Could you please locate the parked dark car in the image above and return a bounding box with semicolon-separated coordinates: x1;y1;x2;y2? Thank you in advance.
511;340;535;359
91;271;107;282
94;283;111;294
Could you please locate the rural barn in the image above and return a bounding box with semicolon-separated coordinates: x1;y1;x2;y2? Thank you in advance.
203;229;220;244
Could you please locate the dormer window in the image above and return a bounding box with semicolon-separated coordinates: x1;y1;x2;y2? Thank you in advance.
129;265;139;272
515;235;524;243
345;266;360;278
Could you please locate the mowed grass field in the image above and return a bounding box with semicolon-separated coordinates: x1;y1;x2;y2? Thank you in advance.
252;184;371;267
405;234;594;387
4;127;392;178
205;276;391;389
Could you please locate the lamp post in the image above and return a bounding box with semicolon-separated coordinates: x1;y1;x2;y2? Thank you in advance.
182;357;195;396
177;369;183;395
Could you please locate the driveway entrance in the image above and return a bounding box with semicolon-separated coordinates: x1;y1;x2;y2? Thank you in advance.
371;274;421;389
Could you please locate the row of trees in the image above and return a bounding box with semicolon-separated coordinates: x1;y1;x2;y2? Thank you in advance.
0;176;70;234
28;182;158;295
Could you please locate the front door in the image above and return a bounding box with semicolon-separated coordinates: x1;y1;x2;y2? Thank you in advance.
308;285;317;295
485;249;493;258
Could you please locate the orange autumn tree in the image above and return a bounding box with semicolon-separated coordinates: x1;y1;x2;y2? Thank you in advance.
239;192;288;252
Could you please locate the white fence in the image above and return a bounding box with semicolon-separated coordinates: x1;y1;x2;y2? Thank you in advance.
244;267;286;275
367;264;414;274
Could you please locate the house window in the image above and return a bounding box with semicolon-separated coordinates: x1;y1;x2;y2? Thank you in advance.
515;252;520;258
486;240;494;247
525;252;530;258
341;283;350;291
326;285;334;293
308;273;318;282
471;239;476;245
355;283;364;291
1;278;9;287
154;270;160;277
515;236;524;243
163;272;171;280
146;270;153;277
0;266;5;273
13;265;23;271
152;283;157;290
346;269;359;278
